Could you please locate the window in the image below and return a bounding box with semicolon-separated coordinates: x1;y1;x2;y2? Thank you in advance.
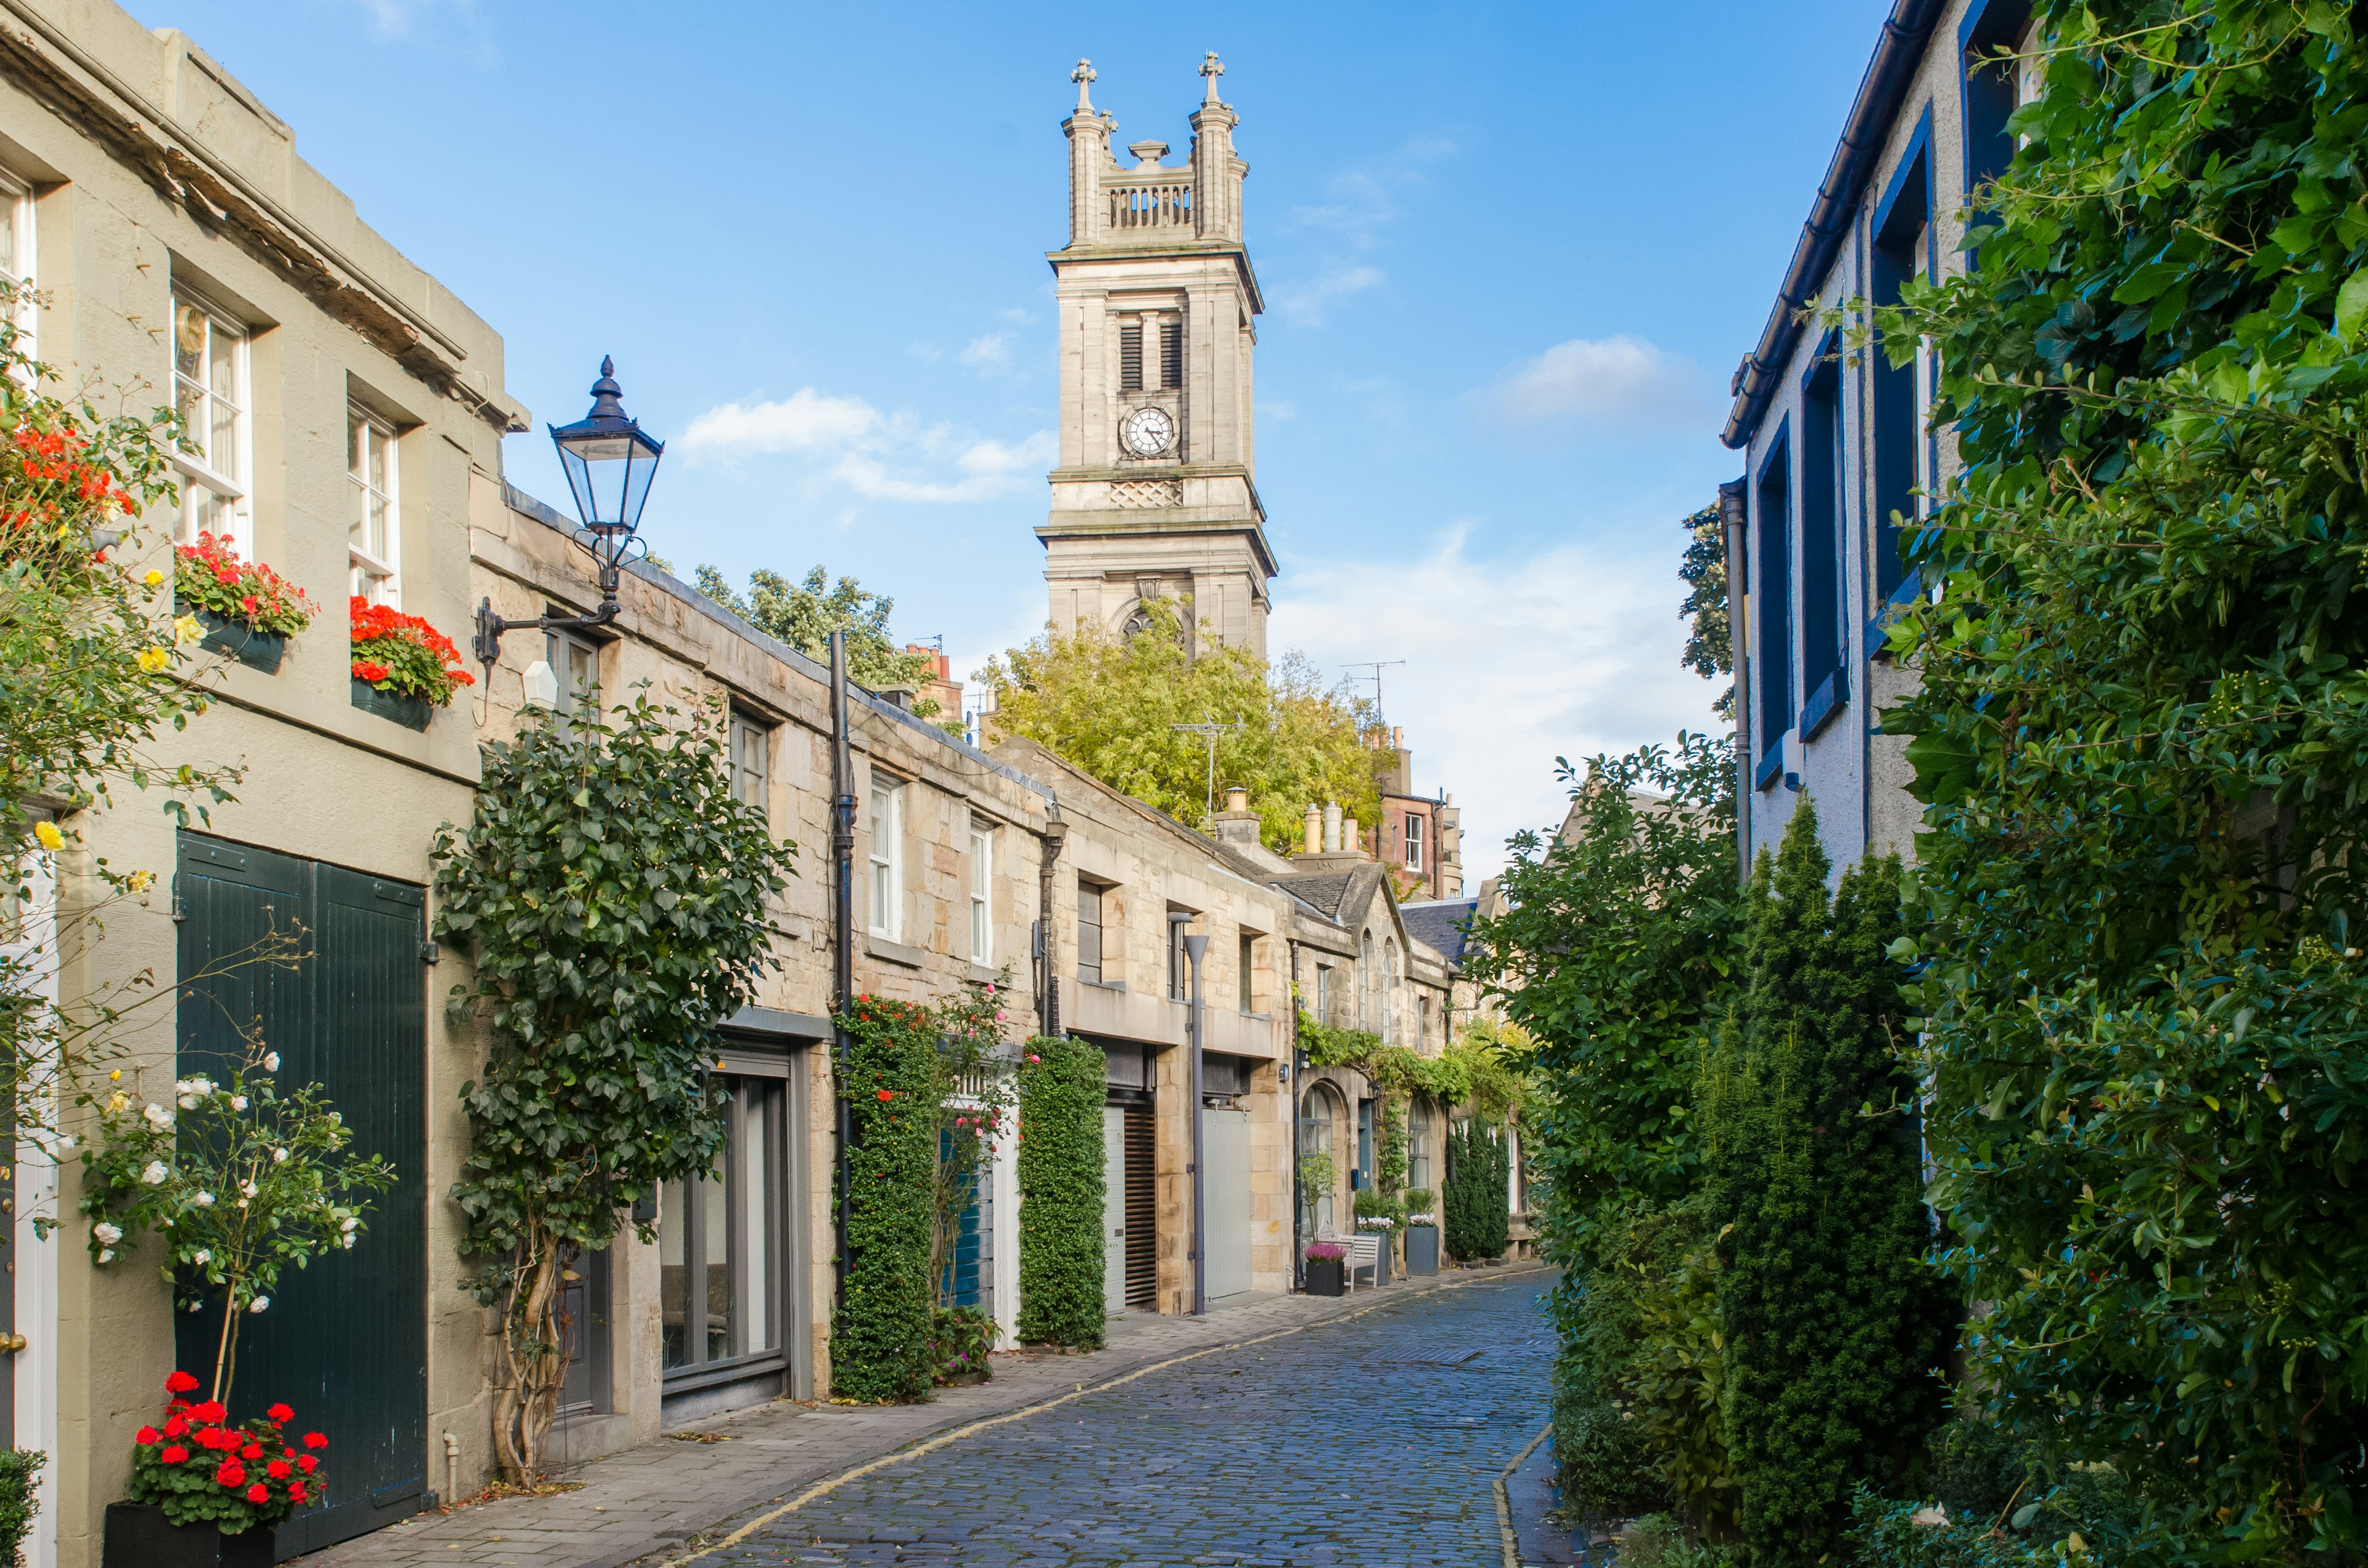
348;408;399;604
1754;435;1793;784
868;778;903;940
1418;994;1430;1052
1359;930;1376;1027
659;1076;784;1373
1404;811;1424;871
1238;930;1256;1015
0;168;35;355
729;712;770;814
1800;347;1844;720
1076;877;1104;984
1383;938;1400;1045
1159;321;1183;390
1119;322;1143;392
1410;1099;1434;1192
1872;128;1933;610
1167;911;1193;1001
170;289;249;548
1315;963;1331;1021
968;826;993;965
1299;1086;1340;1237
548;627;601;729
1962;2;2035;197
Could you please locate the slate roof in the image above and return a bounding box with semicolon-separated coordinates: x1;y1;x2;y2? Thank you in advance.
1273;872;1355;920
1400;899;1479;969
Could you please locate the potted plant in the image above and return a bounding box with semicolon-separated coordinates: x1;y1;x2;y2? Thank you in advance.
1304;1241;1346;1297
348;595;473;730
1354;1192;1397;1284
171;532;314;675
80;1035;392;1566
1404;1189;1440;1276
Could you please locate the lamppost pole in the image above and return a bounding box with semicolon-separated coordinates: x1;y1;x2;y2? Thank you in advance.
1185;932;1209;1316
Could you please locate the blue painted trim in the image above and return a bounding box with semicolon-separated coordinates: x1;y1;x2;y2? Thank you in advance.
1799;667;1850;742
1871;105;1935;249
1799;326;1842;394
1755;739;1786;793
1866;570;1927;654
1753;411;1791;491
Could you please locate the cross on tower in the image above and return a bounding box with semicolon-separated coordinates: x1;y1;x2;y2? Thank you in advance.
1199;51;1225;104
1072;58;1097;112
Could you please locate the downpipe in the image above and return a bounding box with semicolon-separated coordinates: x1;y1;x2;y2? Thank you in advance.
829;631;857;1320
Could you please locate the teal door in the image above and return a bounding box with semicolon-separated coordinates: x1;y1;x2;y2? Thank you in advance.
173;832;428;1559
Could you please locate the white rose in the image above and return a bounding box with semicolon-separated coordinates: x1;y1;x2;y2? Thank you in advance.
263;1053;281;1072
93;1222;123;1246
144;1104;172;1128
248;1296;269;1313
339;1216;358;1234
342;1234;355;1249
191;1249;210;1265
140;1160;169;1186
229;1096;247;1112
192;1191;213;1207
240;1181;258;1198
176;1095;197;1111
273;1148;289;1164
96;1248;114;1263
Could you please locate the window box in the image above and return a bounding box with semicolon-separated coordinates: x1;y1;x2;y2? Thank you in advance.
177;602;284;675
102;1501;274;1568
350;676;431;732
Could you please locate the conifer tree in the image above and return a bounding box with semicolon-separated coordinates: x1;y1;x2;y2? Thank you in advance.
1712;798;1944;1564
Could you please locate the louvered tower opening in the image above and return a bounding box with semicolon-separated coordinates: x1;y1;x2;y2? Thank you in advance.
1124;1106;1156;1308
1159;323;1183;390
1119;324;1143;391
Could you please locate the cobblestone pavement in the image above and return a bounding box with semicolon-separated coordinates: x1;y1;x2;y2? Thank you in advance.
670;1271;1556;1568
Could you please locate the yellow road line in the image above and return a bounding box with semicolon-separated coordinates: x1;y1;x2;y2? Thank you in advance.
658;1268;1539;1568
1494;1420;1555;1568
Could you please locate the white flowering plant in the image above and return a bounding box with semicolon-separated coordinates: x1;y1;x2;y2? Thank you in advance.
79;1035;392;1403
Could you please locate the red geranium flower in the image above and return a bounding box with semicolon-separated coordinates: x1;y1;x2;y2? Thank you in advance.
876;1088;894;1101
296;1455;318;1474
189;1400;226;1424
136;1426;162;1445
160;1445;188;1464
242;1442;263;1460
165;1371;200;1394
162;1414;187;1438
215;1459;245;1488
266;1459;292;1479
289;1481;307;1503
267;1403;294;1423
302;1432;327;1450
245;1483;269;1504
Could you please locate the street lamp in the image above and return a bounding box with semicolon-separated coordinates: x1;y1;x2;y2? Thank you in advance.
1183;930;1209;1316
473;356;666;667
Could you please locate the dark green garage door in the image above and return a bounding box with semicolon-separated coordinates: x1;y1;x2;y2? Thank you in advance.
174;832;428;1559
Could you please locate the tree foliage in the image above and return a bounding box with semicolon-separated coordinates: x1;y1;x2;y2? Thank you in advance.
1014;1033;1106;1350
1678;501;1733;721
1870;4;2368;1557
696;564;938;696
1442;1117;1510;1261
431;691;796;1477
976;601;1381;849
1704;800;1942;1566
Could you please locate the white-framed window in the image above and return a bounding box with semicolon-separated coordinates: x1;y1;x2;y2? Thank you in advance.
867;777;903;940
1075;876;1105;984
348;407;399;604
171;287;250;549
0;168;36;358
345;404;398;601
968;825;992;964
1404;811;1424;871
729;712;770;815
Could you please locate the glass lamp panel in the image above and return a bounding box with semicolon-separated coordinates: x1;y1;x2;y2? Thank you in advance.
619;445;660;530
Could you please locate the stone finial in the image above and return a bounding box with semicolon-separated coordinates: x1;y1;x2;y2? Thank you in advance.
1199;51;1225;104
1072;58;1097;112
1128;140;1170;168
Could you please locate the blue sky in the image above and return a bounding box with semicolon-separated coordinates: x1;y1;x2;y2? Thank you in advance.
138;0;1889;879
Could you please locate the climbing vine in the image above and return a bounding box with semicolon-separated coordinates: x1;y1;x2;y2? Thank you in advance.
1015;1033;1106;1348
432;690;796;1479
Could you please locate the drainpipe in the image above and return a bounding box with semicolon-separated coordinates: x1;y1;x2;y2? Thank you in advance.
1288;939;1304;1292
1037;800;1067;1037
1183;930;1210;1315
829;631;856;1318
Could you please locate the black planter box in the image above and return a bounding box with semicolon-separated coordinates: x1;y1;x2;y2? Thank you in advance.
177;602;286;675
1305;1256;1345;1297
350;676;433;731
102;1502;275;1568
1406;1223;1440;1276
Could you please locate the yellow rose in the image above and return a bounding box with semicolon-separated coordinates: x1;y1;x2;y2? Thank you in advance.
144;569;164;588
33;821;63;852
138;646;171;674
173;614;201;646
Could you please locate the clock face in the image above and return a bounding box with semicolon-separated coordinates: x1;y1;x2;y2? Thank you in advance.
1122;406;1174;456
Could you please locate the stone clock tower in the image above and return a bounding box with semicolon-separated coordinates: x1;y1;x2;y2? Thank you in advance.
1041;54;1275;658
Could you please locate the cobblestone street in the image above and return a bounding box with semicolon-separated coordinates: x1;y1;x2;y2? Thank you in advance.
674;1271;1556;1568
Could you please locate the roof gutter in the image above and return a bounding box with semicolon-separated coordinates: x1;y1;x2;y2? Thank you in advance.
1720;0;1947;450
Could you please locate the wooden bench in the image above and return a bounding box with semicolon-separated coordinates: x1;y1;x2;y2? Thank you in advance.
1341;1232;1382;1292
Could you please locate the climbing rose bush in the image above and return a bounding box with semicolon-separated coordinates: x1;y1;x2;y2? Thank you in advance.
127;1370;327;1533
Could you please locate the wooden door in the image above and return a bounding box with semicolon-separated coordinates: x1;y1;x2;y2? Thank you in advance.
1100;1108;1125;1315
173;834;428;1559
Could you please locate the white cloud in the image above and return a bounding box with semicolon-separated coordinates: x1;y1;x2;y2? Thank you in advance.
959;333;1012;369
1490;335;1710;433
1273;264;1384;326
329;0;495;64
681;388;1051;506
1273;526;1725;884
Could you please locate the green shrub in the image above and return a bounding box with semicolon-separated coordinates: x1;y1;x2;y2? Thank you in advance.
1620;1514;1741;1568
928;1305;997;1385
0;1451;39;1568
1552;1353;1667;1524
1847;1491;2022;1568
834;996;941;1402
1015;1033;1104;1348
1442;1118;1508;1260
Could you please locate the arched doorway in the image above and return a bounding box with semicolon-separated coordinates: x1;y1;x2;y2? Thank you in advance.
1298;1082;1346;1238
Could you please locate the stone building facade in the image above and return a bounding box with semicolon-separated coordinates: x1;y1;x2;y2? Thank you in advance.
1722;0;2039;874
1040;57;1275;658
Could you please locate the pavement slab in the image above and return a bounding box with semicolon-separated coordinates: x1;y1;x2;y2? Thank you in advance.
297;1265;1553;1568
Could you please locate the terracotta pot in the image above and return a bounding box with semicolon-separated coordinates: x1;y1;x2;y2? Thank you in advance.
102;1502;276;1568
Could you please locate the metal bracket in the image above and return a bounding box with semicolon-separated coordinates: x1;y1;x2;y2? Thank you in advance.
472;596;621;668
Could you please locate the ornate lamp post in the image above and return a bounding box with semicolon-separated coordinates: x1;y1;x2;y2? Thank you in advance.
473;356;665;666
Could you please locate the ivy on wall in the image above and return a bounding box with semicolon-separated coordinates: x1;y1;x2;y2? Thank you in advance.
1015;1034;1106;1348
833;996;942;1403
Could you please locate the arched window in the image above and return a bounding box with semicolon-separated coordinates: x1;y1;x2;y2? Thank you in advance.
1383;938;1400;1044
1298;1084;1344;1237
1359;930;1375;1028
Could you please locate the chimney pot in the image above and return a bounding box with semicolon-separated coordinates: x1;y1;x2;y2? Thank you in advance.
1304;802;1322;855
1225;786;1248;813
1323;801;1342;853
